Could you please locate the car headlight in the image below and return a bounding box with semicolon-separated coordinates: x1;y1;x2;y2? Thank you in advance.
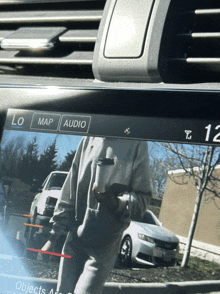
138;233;155;244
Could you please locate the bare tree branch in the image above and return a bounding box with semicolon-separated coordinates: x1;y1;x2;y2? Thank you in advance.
161;143;220;267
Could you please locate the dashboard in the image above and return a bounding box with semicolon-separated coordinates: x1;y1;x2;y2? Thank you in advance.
0;0;220;293
0;0;219;123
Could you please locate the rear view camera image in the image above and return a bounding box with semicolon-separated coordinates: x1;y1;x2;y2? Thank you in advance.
1;110;220;294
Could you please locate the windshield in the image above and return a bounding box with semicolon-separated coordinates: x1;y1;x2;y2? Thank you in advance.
45;173;67;190
141;211;160;226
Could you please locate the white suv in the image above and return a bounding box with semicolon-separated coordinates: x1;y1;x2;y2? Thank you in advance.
25;171;68;259
30;171;68;219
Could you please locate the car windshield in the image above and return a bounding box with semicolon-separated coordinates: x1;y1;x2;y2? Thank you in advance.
141;211;160;226
45;173;67;190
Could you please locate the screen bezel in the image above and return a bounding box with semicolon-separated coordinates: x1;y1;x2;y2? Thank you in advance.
0;86;220;293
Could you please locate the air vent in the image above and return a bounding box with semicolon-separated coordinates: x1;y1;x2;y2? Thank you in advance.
159;0;220;83
0;1;106;79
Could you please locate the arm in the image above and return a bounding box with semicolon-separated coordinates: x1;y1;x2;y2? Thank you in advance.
41;169;76;251
48;138;84;241
95;141;152;222
116;141;152;221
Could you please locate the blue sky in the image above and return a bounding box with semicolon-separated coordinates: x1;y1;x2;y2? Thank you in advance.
1;129;210;167
0;130;181;165
1;130;83;164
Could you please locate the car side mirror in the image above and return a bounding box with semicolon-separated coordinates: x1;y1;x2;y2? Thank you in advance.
30;185;40;193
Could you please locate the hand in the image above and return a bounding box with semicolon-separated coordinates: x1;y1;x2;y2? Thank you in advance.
93;188;119;211
41;240;52;251
104;193;119;211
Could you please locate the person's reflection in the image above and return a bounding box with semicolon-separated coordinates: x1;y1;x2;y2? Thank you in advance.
42;136;152;294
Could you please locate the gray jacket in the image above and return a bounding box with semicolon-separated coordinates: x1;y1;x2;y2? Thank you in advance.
50;137;152;246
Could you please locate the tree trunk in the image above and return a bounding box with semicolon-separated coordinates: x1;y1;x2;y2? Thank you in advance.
181;146;214;267
181;187;203;267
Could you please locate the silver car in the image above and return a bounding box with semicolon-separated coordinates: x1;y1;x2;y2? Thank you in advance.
119;210;179;267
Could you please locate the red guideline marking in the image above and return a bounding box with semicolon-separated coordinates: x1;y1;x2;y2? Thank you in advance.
23;214;33;218
26;248;72;259
24;223;43;228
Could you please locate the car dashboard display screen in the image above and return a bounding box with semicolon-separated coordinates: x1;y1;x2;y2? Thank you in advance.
1;108;220;293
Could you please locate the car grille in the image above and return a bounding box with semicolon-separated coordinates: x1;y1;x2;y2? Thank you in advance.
154;257;176;264
154;239;178;250
137;252;152;263
46;196;57;206
45;196;57;217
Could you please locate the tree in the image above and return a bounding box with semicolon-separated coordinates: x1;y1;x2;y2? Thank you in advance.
149;142;181;201
0;136;26;178
38;140;58;183
19;137;39;186
150;157;168;200
162;143;220;267
58;150;76;171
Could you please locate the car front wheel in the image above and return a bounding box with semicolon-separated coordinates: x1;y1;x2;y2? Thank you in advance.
119;236;132;267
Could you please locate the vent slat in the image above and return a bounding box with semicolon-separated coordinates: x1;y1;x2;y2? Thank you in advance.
0;51;93;65
0;29;98;44
173;58;220;64
0;30;13;41
195;9;220;15
187;58;220;64
0;0;105;4
186;58;220;72
59;30;97;43
0;10;102;23
178;32;220;38
192;32;220;38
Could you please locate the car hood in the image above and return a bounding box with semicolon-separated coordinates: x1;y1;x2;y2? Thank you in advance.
41;189;62;199
132;221;179;243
